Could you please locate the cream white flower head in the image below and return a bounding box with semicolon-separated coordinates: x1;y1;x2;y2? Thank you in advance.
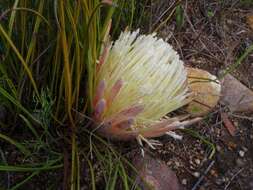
92;30;200;141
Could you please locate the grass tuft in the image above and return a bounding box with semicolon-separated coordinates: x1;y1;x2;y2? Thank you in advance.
0;0;140;189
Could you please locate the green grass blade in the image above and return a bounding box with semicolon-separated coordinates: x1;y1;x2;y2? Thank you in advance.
0;65;17;98
175;5;184;30
24;1;46;65
86;158;96;190
12;7;49;26
182;128;215;159
129;0;135;29
0;133;30;156
10;171;39;190
1;8;50;27
119;163;129;190
0;24;39;97
108;163;119;190
58;0;73;124
7;0;19;37
19;114;40;140
220;44;253;79
0;164;63;172
0;86;41;125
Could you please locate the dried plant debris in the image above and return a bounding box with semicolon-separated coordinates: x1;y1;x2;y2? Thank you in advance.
247;15;253;31
132;153;181;190
147;1;253;189
185;67;221;116
221;74;253;113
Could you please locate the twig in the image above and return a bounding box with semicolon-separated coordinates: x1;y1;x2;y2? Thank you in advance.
171;33;184;60
0;9;10;21
183;2;217;58
191;160;215;190
152;1;175;27
224;168;244;190
228;113;253;121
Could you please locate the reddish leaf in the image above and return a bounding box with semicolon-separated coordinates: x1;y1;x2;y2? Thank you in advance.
221;112;236;136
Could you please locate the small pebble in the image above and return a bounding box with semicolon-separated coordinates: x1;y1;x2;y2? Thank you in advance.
175;161;180;167
216;145;222;152
242;146;248;152
215;178;223;185
195;159;201;165
239;150;245;157
210;169;218;177
193;172;200;178
167;161;172;165
236;158;244;167
182;179;187;185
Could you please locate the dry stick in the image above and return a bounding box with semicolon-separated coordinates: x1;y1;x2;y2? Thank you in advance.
191;160;215;190
224;168;244;190
183;1;217;58
153;6;177;32
149;0;153;32
152;1;174;26
171;34;184;59
192;99;213;109
229;113;253;121
0;9;10;21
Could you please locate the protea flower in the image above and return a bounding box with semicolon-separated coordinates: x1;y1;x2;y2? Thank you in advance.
92;30;200;144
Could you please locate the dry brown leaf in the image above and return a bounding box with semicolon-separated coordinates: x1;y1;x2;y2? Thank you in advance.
247;15;253;31
132;153;181;190
221;112;237;136
221;74;253;112
185;68;221;116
